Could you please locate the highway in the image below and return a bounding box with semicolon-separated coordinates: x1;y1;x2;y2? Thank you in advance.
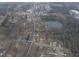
22;4;36;56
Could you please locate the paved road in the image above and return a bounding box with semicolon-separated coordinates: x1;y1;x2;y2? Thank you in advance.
22;5;36;56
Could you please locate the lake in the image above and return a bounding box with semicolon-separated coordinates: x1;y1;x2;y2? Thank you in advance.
45;21;63;29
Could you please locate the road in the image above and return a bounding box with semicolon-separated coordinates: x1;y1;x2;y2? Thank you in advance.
22;4;36;56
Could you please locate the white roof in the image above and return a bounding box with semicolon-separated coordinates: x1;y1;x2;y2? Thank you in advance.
70;10;79;15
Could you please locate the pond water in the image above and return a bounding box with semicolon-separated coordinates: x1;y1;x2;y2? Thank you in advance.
45;21;63;29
